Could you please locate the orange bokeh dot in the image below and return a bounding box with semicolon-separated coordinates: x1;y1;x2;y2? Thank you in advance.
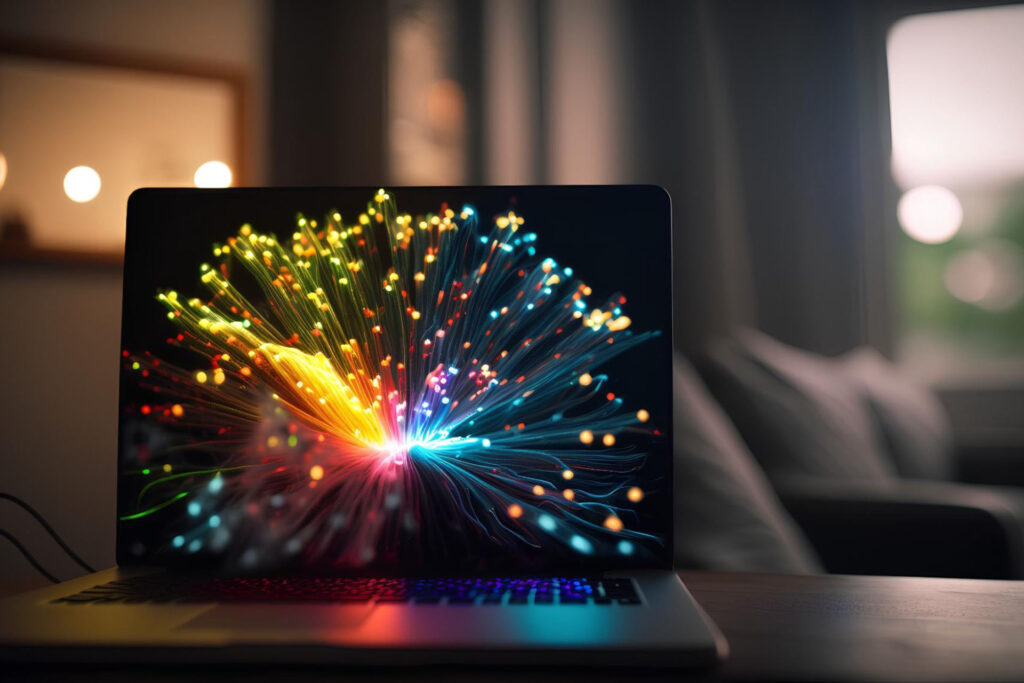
604;515;624;532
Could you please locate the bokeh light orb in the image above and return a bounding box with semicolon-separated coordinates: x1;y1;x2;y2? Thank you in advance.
194;160;232;188
0;152;7;191
944;240;1024;311
63;165;101;203
944;249;994;304
897;185;963;244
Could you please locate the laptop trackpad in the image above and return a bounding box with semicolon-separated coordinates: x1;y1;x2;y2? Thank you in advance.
179;604;374;632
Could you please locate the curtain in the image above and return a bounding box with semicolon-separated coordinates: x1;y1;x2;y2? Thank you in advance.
270;0;388;185
479;0;898;357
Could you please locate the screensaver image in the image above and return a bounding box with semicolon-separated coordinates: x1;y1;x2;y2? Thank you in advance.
118;187;670;573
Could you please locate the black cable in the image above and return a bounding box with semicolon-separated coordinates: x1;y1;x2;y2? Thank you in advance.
0;492;96;573
0;528;60;583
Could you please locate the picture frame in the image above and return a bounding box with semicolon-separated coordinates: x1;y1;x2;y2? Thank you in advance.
0;38;248;267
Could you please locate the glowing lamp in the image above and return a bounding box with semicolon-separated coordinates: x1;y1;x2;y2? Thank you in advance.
194;160;233;188
64;165;101;202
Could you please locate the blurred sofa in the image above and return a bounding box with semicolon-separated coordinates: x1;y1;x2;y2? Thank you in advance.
673;329;1024;579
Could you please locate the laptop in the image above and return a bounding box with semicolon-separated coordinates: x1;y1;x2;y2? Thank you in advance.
0;185;725;668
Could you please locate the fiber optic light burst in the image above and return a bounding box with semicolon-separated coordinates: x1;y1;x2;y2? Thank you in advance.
123;189;662;569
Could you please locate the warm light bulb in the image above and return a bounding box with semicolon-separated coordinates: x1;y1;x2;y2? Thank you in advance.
194;160;232;188
63;165;101;202
0;152;7;191
897;185;963;244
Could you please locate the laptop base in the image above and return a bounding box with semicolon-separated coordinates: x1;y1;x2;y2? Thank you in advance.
0;567;726;669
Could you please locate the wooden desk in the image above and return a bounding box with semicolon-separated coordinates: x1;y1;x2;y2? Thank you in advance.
682;571;1024;682
4;571;1024;681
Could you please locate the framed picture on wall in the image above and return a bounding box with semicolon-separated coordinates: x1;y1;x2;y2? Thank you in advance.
0;40;247;265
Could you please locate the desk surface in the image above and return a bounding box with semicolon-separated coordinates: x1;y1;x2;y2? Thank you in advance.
4;571;1024;682
682;571;1024;682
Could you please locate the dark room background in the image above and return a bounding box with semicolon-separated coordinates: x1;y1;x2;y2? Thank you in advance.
2;0;1023;579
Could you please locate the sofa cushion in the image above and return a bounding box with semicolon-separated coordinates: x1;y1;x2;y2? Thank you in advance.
673;355;822;573
699;329;895;482
840;347;955;480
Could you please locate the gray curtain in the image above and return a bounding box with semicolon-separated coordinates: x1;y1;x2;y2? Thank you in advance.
270;0;388;185
476;0;898;357
619;0;756;356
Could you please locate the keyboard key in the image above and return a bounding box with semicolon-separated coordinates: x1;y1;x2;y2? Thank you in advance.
559;596;588;604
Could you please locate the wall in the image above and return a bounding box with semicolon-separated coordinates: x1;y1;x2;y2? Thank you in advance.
0;0;268;580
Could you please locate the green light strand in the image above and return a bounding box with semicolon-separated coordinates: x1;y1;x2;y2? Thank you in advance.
119;491;189;521
136;465;255;504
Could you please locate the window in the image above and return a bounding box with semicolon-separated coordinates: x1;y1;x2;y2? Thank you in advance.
888;5;1024;384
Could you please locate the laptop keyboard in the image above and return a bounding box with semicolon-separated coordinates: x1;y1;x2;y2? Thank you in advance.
54;576;641;606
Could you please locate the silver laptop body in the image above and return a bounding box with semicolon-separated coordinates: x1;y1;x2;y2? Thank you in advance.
0;186;725;668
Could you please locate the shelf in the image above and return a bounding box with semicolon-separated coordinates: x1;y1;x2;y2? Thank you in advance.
0;244;123;268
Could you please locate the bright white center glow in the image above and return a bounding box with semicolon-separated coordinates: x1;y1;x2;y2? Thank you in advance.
0;152;7;191
897;185;963;244
63;166;101;203
194;160;232;188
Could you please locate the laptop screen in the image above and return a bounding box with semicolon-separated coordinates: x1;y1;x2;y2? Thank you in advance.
118;186;672;575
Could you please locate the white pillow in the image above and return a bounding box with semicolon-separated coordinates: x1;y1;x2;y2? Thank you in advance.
673;355;822;573
840;347;954;480
700;329;895;482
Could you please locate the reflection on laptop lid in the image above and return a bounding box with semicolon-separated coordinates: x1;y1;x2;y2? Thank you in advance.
117;186;673;576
